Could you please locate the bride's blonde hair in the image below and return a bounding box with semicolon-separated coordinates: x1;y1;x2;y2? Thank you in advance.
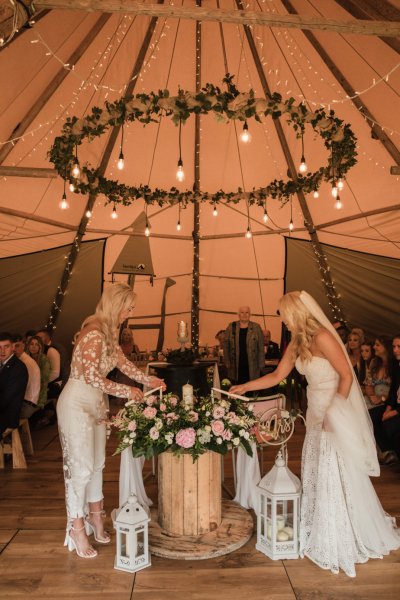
279;291;322;362
80;283;136;356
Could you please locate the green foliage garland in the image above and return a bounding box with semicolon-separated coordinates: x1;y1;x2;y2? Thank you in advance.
49;74;357;207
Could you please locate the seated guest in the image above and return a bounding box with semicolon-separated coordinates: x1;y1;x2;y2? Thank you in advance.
359;340;375;400
0;332;28;436
364;335;393;462
263;329;281;360
381;335;400;461
12;334;41;419
26;336;52;409
346;328;364;382
120;327;140;358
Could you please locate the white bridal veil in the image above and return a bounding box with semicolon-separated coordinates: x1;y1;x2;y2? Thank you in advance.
299;290;380;477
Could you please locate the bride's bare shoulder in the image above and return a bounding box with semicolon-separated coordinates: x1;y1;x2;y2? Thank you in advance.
313;327;340;350
75;321;102;345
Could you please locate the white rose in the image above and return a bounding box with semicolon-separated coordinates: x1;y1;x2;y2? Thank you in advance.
158;97;177;111
126;98;148;113
205;425;211;432
239;429;245;437
129;432;136;438
216;437;223;445
129;439;134;445
123;436;129;443
233;437;240;446
254;98;268;115
228;93;250;112
332;128;345;142
243;431;250;440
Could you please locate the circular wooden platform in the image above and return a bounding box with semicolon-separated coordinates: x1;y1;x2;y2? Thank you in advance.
149;499;254;560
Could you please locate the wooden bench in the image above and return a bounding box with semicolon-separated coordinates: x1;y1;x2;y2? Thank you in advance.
0;418;34;469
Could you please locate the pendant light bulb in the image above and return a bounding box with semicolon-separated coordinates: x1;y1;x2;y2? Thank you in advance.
335;196;343;210
289;219;294;231
313;191;319;199
213;204;218;217
59;193;69;210
299;156;307;174
176;220;181;231
338;178;344;190
263;209;269;223
240;122;251;143
69;182;75;193
111;205;118;219
145;223;150;237
117;150;124;171
85;209;92;218
331;182;338;198
71;161;80;179
245;226;252;239
176;159;185;182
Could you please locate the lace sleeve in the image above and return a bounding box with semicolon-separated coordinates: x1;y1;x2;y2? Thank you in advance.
80;332;133;398
116;347;150;385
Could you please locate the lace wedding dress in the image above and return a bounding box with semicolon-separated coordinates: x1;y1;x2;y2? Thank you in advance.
296;354;400;577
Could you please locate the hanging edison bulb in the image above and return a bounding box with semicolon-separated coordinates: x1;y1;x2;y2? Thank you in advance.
71;161;80;179
85;209;92;218
289;219;294;231
59;193;69;210
111;204;118;219
331;181;338;198
245;226;252;239
263;209;269;223
145;221;150;237
176;159;185;182
117;149;124;170
338;178;344;190
69;182;75;192
240;121;251;143
299;155;307;174
313;190;319;199
212;202;218;216
176;220;181;231
335;195;343;210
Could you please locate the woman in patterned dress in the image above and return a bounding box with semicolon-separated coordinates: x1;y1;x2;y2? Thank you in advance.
57;283;165;558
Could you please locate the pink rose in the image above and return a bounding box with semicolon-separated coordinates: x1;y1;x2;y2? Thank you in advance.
146;395;156;406
169;396;179;407
127;420;137;432
226;412;240;425
159;403;167;411
175;428;196;448
188;411;199;423
211;420;225;436
143;406;157;419
213;406;225;419
149;426;160;440
222;429;232;441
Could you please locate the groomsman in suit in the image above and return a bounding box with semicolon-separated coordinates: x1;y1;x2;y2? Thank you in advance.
0;332;28;436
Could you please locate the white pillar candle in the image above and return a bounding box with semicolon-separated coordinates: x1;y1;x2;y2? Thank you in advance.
283;526;293;540
276;530;290;542
178;321;188;338
276;515;285;530
182;383;194;408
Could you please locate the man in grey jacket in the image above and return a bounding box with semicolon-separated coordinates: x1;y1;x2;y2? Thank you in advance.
223;306;265;385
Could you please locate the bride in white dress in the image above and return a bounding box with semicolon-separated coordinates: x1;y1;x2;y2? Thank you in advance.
231;291;399;577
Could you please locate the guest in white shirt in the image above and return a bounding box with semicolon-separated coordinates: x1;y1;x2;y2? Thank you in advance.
36;329;61;398
12;335;41;418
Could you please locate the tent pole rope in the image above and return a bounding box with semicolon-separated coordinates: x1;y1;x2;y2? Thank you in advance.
235;0;345;322
191;0;201;352
46;0;165;332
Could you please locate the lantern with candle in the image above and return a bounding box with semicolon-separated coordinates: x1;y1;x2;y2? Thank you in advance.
177;320;189;351
256;448;301;560
112;493;151;573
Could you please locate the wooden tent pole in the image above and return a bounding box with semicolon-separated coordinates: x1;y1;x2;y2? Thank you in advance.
0;14;111;164
281;0;400;167
46;1;164;332
334;0;400;55
235;0;345;321
35;1;400;37
191;0;201;353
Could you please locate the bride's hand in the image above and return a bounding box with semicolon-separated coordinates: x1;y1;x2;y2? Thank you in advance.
147;376;166;391
229;384;248;395
130;387;144;402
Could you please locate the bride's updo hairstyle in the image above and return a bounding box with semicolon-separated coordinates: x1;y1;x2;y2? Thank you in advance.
279;291;322;362
80;283;136;354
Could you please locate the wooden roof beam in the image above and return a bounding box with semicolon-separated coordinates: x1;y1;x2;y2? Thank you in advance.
35;1;400;37
0;166;57;178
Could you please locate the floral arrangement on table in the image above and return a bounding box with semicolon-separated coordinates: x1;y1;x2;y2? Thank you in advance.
49;74;357;209
165;347;198;365
112;391;257;461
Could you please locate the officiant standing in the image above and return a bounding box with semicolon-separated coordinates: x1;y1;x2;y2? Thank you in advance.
57;283;165;559
223;306;265;385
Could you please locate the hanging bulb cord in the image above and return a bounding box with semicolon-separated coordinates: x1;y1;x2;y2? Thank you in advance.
301;133;305;160
120;123;124;154
178;118;183;163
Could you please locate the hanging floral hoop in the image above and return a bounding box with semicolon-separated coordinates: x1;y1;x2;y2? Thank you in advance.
49;74;357;207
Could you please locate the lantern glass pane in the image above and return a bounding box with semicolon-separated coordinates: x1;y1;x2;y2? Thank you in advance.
260;494;265;516
266;498;272;519
121;531;128;557
136;528;145;558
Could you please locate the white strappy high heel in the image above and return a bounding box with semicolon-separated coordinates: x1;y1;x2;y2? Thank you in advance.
84;510;111;544
64;524;98;558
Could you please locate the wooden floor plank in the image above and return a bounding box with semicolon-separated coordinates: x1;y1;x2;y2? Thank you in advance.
0;417;399;599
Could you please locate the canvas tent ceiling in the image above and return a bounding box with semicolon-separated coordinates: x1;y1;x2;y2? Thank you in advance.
0;0;399;350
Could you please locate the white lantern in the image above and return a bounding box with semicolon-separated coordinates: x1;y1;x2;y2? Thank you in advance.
112;493;151;572
256;449;301;560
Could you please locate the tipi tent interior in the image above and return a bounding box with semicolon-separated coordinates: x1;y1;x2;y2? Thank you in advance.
0;0;399;349
0;1;399;597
